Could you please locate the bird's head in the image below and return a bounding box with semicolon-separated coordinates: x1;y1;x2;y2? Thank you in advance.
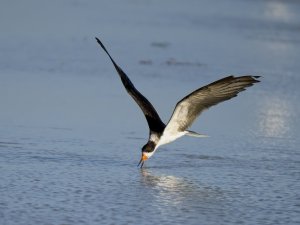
138;141;156;168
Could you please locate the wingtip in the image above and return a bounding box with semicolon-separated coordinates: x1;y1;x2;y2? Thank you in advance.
95;36;115;61
252;75;261;83
244;75;261;83
95;37;105;49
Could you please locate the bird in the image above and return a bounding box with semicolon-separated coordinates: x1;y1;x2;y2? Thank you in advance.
95;37;260;168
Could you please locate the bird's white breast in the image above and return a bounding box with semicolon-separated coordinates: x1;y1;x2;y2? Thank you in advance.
156;130;187;148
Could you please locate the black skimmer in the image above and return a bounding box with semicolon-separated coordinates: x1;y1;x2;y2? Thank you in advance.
95;37;260;168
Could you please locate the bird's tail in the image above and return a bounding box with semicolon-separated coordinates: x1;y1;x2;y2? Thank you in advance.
186;130;209;138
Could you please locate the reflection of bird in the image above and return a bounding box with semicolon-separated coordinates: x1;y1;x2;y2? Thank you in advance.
95;37;260;168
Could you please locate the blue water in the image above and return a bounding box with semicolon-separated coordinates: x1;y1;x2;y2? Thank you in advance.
1;0;300;224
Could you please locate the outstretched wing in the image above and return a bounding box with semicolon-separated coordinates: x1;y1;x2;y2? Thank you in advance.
164;75;260;134
95;37;165;133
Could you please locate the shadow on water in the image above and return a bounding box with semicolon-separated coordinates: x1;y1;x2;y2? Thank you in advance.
139;169;224;208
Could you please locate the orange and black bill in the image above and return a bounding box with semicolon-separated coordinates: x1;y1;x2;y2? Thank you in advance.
137;154;148;168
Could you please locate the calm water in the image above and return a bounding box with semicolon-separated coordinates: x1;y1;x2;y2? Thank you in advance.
1;0;300;224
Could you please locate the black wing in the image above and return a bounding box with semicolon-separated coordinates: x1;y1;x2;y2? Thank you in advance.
163;75;260;134
95;37;165;133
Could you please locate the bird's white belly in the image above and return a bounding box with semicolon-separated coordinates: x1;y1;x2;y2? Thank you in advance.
157;130;187;147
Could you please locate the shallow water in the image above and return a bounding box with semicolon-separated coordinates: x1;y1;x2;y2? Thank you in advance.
1;0;300;224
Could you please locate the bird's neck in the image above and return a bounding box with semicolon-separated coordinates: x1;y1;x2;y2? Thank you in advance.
149;132;162;145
